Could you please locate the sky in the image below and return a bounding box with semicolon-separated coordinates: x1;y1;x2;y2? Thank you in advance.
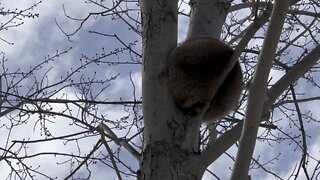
1;0;320;180
1;0;143;179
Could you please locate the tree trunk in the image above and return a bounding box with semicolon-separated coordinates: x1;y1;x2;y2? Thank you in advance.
231;1;291;179
139;0;202;179
139;0;231;179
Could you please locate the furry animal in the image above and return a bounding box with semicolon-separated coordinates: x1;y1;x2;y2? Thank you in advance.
168;37;243;121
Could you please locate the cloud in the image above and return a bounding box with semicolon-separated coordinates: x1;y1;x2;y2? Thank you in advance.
0;0;142;179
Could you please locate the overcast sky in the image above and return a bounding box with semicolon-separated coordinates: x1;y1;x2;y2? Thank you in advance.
1;0;320;180
1;1;143;179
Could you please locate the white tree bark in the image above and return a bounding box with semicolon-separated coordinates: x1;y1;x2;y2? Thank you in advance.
187;0;229;39
140;0;231;179
197;1;320;175
140;0;204;179
139;0;320;179
139;0;181;179
231;1;291;179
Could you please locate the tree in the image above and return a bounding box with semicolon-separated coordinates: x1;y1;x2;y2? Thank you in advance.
0;1;40;45
1;0;320;179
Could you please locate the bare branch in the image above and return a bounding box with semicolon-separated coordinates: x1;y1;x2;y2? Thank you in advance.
232;1;291;179
64;140;102;180
267;45;320;105
290;85;310;180
100;128;123;180
99;122;140;161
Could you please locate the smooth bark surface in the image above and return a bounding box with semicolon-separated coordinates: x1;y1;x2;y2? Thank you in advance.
140;0;202;179
187;0;229;39
231;1;291;179
139;0;320;179
140;0;231;179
